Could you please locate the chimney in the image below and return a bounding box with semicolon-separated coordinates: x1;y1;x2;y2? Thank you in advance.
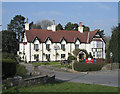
47;20;56;32
79;22;82;27
25;18;29;30
51;20;56;32
53;20;55;25
78;22;83;33
26;18;28;23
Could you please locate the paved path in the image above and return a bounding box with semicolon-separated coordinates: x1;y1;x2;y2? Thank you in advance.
22;63;119;87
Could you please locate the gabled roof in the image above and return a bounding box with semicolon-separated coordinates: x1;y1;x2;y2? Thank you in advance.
25;29;98;43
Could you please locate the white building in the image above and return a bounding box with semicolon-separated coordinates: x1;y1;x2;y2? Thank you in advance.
18;19;106;63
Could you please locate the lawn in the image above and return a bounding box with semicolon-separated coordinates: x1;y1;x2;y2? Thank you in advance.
31;61;60;66
3;81;118;93
52;64;72;69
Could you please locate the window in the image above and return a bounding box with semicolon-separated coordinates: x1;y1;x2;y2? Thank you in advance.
97;42;101;48
46;44;50;50
97;52;102;58
61;44;65;49
93;42;95;48
75;44;79;49
61;54;65;58
34;54;39;59
34;44;38;50
46;54;50;60
93;52;95;57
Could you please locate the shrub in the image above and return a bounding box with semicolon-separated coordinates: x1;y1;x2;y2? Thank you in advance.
68;55;76;62
2;52;15;60
74;61;105;72
2;59;17;79
16;64;27;76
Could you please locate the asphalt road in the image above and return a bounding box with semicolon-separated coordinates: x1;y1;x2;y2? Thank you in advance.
22;63;119;87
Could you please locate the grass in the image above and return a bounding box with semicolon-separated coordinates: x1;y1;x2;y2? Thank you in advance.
3;81;118;93
31;61;60;66
52;64;72;69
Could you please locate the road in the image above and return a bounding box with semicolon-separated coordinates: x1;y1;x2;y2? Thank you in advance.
22;63;119;87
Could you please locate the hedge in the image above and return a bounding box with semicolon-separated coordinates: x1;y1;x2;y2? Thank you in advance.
68;55;76;62
16;64;27;76
2;52;16;60
2;59;17;79
74;61;105;72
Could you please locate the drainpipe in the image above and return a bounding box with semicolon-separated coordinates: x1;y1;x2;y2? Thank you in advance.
102;41;103;58
30;43;31;62
42;43;43;62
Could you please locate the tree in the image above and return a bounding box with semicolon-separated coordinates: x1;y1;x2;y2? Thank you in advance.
30;21;42;29
95;29;105;37
36;19;52;29
73;23;78;31
106;25;119;62
2;30;18;55
7;15;25;42
83;25;90;32
56;23;63;30
65;22;74;30
65;22;90;31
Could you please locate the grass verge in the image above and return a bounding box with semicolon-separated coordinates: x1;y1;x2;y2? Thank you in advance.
3;81;118;93
31;61;60;66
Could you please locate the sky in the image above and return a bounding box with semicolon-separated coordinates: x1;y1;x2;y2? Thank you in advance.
2;2;118;36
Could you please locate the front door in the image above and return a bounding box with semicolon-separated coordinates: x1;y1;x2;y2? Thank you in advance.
79;54;84;60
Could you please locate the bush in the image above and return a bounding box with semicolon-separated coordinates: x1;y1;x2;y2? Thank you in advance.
2;59;17;79
2;52;16;60
16;64;27;76
74;61;105;72
68;55;76;62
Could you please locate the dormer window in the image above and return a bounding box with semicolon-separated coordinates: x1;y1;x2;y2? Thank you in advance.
46;44;50;51
34;44;39;50
61;44;65;51
75;44;79;49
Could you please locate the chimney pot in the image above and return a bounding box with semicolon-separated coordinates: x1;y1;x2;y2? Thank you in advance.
79;22;82;27
26;18;28;23
53;20;55;25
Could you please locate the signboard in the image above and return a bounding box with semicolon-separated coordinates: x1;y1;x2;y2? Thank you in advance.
23;42;27;45
110;52;113;58
85;58;95;63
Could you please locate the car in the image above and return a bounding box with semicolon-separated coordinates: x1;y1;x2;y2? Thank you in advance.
13;76;22;79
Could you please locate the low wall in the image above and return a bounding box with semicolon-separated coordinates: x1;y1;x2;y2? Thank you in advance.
3;74;55;88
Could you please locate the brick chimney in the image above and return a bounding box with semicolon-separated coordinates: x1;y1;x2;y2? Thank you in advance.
78;22;83;33
25;18;29;30
47;20;56;32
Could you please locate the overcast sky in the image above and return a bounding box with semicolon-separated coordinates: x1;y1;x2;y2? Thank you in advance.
2;2;118;36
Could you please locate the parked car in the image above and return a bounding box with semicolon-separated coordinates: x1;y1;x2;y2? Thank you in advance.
13;76;22;79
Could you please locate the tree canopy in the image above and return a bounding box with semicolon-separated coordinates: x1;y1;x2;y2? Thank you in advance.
64;22;90;31
7;15;25;42
2;30;18;55
56;23;63;30
106;24;120;62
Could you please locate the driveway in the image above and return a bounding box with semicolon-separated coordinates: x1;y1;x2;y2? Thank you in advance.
22;63;118;87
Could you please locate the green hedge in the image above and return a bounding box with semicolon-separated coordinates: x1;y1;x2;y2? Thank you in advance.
2;52;16;60
68;55;76;62
16;64;27;76
2;59;17;79
74;61;105;72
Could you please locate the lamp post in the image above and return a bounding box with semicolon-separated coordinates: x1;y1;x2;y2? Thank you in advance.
110;52;113;70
